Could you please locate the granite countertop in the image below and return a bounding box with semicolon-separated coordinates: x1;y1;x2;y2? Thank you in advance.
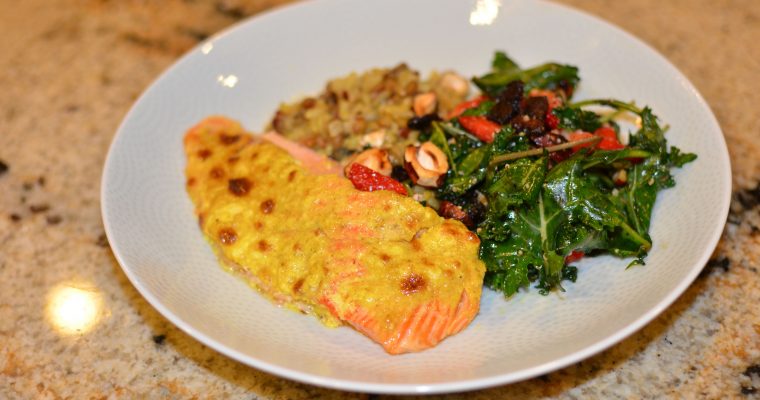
1;0;758;398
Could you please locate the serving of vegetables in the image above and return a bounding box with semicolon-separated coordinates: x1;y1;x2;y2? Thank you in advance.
344;51;697;297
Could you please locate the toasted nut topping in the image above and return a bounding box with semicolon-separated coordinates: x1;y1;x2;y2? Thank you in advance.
345;148;393;176
327;120;344;137
404;142;449;188
360;129;386;148
440;72;469;97
413;92;437;116
613;169;628;186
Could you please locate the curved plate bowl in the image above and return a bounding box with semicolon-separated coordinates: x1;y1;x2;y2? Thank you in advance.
102;0;731;394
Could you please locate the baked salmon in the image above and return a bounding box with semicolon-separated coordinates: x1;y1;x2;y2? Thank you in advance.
184;116;485;354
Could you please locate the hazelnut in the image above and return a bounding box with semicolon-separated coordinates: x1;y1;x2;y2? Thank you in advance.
440;72;469;97
345;148;393;176
613;169;628;186
413;92;437;116
404;142;449;188
360;129;386;148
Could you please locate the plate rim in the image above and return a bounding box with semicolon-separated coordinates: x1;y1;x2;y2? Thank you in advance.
100;0;732;394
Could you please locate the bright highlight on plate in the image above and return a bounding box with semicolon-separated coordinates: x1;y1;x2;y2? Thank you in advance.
217;74;238;88
470;0;501;26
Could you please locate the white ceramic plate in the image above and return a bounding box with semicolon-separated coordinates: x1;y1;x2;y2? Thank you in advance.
101;0;731;394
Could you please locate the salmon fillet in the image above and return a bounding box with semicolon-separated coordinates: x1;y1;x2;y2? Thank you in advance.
184;116;485;354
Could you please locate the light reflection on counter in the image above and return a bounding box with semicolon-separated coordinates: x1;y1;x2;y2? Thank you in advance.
46;282;103;335
469;0;501;26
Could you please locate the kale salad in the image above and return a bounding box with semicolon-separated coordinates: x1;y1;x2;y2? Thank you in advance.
411;52;696;296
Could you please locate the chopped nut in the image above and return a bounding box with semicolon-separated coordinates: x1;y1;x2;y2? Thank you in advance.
360;129;386;148
300;97;316;109
352;115;367;134
345;148;393;176
413;92;437;116
476;191;488;206
440;72;469;97
327;120;343;137
613;169;628;186
404;142;449;188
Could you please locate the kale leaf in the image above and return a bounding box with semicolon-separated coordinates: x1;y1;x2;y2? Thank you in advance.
461;100;495;117
439;144;490;198
552;107;602;132
429;122;456;172
491;50;519;71
473;51;580;97
482;162;583;295
485;156;547;214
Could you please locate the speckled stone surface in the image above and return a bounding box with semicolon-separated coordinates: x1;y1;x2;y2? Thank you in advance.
0;0;758;398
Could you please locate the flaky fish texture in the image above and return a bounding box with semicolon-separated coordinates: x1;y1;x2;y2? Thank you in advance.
184;116;485;354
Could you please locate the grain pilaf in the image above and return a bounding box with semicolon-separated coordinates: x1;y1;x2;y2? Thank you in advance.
268;63;469;166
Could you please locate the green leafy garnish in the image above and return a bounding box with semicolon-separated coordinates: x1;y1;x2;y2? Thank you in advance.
473;52;580;97
425;52;697;296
